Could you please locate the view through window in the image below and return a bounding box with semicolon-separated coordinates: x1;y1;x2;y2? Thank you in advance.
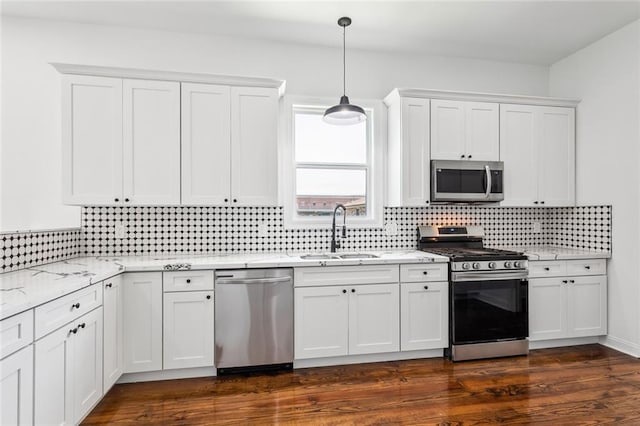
294;107;370;218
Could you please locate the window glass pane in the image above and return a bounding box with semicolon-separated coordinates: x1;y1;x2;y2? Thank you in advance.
296;168;367;216
294;111;367;164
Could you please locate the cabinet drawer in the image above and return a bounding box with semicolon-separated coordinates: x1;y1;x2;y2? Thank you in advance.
528;261;567;278
400;263;448;282
294;265;399;287
566;259;606;276
35;283;102;339
163;270;214;292
1;310;34;359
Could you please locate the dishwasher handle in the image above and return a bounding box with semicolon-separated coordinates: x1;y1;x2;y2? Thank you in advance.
216;276;292;285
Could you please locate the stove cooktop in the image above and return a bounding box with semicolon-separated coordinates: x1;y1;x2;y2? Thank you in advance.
418;246;526;262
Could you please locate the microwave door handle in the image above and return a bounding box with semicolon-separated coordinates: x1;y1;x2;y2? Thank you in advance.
484;165;492;198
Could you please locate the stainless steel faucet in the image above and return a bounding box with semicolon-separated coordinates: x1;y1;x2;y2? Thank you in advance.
330;204;347;253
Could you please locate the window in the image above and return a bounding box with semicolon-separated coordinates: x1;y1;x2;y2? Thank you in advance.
282;96;384;229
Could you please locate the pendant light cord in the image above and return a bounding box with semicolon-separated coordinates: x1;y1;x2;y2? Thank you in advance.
342;22;346;97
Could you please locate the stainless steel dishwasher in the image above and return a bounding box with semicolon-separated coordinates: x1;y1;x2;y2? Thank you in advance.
214;268;293;374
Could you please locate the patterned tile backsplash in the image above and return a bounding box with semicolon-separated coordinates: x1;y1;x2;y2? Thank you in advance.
1;205;611;272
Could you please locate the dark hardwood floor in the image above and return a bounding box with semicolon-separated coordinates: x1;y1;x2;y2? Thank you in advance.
83;344;640;425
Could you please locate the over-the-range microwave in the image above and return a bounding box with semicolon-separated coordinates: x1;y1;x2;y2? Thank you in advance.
431;160;504;203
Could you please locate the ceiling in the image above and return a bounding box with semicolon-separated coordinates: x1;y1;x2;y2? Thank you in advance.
2;1;639;65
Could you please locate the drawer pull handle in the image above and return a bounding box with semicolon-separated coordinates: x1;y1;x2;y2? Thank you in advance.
424;285;429;290
585;265;591;269
544;267;550;271
69;328;78;335
206;295;211;300
71;303;80;309
78;323;86;329
562;280;568;284
422;271;428;275
186;279;191;284
105;283;112;288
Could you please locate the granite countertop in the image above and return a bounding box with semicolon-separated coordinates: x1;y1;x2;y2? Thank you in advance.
0;250;448;321
497;245;612;261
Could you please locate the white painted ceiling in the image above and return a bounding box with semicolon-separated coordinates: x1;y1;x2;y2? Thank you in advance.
2;1;639;65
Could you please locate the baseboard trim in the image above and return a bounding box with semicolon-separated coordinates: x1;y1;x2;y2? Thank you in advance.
529;336;599;350
600;335;640;358
293;349;445;369
118;367;217;384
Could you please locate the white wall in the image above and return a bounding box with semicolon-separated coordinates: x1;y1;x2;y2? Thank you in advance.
550;20;640;356
0;16;549;232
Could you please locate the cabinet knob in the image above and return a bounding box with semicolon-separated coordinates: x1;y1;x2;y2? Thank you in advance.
585;265;591;269
423;285;429;290
534;201;539;205
224;198;228;202
460;154;466;159
351;288;356;293
422;271;428;275
342;289;347;294
544;267;550;271
106;283;112;288
562;280;568;284
570;279;575;284
78;323;86;329
467;155;472;159
206;295;211;300
186;279;191;284
540;201;545;205
125;198;130;202
114;198;119;202
69;328;78;335
71;303;80;309
425;200;429;204
233;199;238;203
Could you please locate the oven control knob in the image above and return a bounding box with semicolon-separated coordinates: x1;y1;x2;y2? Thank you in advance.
504;261;513;268
514;261;522;268
472;262;480;270
488;262;497;269
462;263;470;270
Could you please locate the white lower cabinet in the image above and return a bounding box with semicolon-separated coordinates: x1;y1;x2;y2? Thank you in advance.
103;276;123;392
529;275;607;341
34;307;103;425
163;291;214;370
123;272;163;373
294;283;399;360
400;281;448;351
1;345;33;426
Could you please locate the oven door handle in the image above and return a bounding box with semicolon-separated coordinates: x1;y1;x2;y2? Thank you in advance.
484;165;492;198
452;270;528;282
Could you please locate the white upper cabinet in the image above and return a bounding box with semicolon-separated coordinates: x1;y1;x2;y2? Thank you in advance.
431;99;499;161
181;85;279;206
500;104;575;206
386;95;431;206
62;75;123;205
123;79;181;205
230;87;279;206
181;83;232;205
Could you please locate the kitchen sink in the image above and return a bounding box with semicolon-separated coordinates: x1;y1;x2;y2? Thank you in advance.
338;253;380;259
300;254;340;260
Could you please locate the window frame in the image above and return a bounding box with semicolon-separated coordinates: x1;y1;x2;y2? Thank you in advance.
280;95;385;230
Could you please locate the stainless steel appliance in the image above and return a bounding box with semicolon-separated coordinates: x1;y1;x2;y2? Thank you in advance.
418;226;528;361
431;160;504;203
214;268;294;374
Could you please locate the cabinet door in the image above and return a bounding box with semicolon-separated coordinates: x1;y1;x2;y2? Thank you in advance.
430;99;465;160
34;323;74;426
123;272;163;373
400;281;448;351
123;79;180;205
294;286;348;359
348;284;399;355
163;291;214;370
73;308;103;423
62;75;123;205
1;345;33;426
499;104;539;206
465;102;499;161
401;97;430;205
181;83;231;205
568;275;607;337
230;87;278;206
538;107;575;206
529;278;566;341
103;276;123;393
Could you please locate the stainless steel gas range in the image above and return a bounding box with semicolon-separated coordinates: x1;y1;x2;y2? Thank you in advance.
418;225;529;362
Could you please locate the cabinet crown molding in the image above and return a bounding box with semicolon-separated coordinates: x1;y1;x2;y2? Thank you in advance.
384;88;580;108
51;63;286;96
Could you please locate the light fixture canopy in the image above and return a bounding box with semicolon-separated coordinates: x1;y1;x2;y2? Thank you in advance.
323;16;366;125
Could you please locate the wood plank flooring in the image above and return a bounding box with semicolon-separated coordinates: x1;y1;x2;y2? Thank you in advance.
83;344;640;425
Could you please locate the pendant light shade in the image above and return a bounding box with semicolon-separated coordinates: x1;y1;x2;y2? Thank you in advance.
323;17;366;125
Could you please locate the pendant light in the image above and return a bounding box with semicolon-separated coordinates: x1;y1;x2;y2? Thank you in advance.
323;16;366;125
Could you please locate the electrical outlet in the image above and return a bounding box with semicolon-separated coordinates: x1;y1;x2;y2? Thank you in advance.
384;221;398;236
257;222;268;238
533;222;542;234
114;221;126;239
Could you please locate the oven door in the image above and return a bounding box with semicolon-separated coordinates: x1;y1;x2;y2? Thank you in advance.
450;273;528;345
